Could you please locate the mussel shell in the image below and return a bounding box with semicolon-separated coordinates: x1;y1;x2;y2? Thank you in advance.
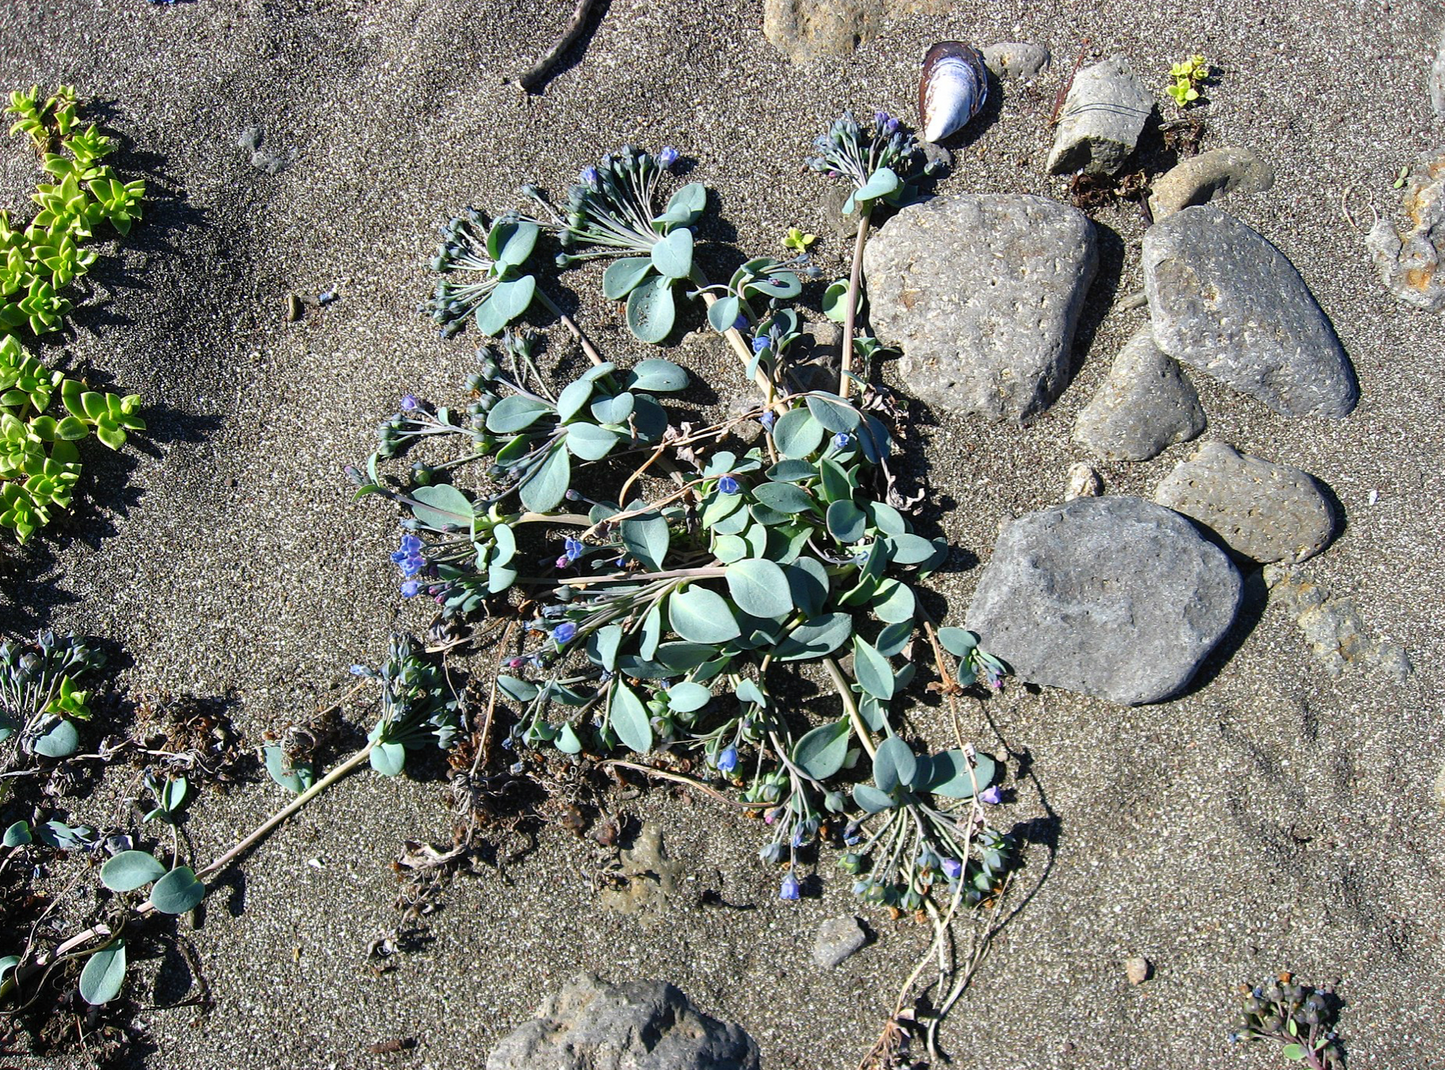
919;41;988;144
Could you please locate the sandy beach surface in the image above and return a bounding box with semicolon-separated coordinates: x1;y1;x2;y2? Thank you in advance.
1;0;1443;1067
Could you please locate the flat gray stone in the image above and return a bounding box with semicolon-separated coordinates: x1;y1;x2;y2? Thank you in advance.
486;973;760;1070
1154;442;1336;564
1073;325;1205;461
762;0;949;63
1147;147;1275;221
982;41;1050;82
966;496;1242;705
1366;146;1445;311
864;194;1097;422
1046;56;1153;175
813;916;867;968
1143;206;1358;418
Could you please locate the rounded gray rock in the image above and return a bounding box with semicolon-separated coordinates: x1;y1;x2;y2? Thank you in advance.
1073;324;1205;461
486;973;760;1070
1153;442;1336;564
965;496;1242;705
864;193;1097;423
982;41;1050;82
813;915;868;968
1143;205;1358;418
762;0;949;63
1046;56;1153;176
1147;147;1275;221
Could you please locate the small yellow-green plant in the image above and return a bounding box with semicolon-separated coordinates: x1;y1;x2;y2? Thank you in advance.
0;334;143;541
1166;55;1210;107
2;85;145;335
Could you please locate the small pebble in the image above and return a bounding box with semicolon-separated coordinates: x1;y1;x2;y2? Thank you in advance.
285;294;303;321
1125;955;1152;984
1064;461;1102;500
812;915;867;968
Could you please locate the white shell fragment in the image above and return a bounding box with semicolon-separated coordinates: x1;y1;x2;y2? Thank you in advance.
919;41;988;143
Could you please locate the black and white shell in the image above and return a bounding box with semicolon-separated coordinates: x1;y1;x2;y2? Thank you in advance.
919;41;988;143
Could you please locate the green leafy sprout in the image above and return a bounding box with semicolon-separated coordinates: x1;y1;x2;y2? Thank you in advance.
1166;54;1210;107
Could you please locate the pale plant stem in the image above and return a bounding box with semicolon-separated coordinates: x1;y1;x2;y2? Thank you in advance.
535;290;606;366
823;655;877;759
839;209;872;398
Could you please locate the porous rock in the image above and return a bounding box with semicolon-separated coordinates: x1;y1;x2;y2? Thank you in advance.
864;194;1097;422
1143;206;1358;418
485;973;760;1070
1366;146;1445;311
966;496;1242;705
1125;956;1152;984
982;41;1050;82
813;915;868;968
762;0;949;63
1073;324;1205;461
1046;56;1153;176
1147;147;1276;220
1263;566;1413;683
1154;442;1336;564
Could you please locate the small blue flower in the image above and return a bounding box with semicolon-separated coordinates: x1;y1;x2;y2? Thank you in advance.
349;664;369;676
718;475;739;495
941;857;963;880
400;394;419;411
580;165;599;186
758;411;776;431
716;744;738;774
751;334;769;354
978;785;1004;806
874;110;891;129
400;534;422;554
400;554;425;578
780;872;801;901
564;537;584;561
732;314;748;331
400;580;420;598
658;146;679;169
553;622;577;644
832;432;851;450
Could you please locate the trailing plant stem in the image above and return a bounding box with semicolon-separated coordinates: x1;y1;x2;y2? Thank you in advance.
839;208;872;399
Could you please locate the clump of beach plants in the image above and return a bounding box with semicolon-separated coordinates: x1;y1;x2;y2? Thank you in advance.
354;111;1019;1060
0;85;147;542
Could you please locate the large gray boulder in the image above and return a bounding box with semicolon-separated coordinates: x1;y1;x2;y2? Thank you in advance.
486;973;760;1070
1143;206;1358;418
1046;56;1153;175
864;193;1097;423
966;496;1242;705
1154;442;1336;564
1073;324;1206;461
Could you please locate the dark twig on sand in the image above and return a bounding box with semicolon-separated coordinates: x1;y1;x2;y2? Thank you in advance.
508;0;600;94
1048;36;1092;127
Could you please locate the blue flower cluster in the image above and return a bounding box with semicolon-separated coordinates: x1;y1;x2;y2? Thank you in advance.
391;533;426;597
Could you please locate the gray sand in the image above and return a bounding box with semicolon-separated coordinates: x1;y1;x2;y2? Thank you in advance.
1;1;1442;1067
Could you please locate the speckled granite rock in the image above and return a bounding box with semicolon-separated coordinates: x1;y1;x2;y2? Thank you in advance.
1143;206;1358;418
966;496;1242;705
486;973;760;1070
1073;325;1205;461
1046;56;1153;175
864;193;1097;422
1154;442;1336;564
